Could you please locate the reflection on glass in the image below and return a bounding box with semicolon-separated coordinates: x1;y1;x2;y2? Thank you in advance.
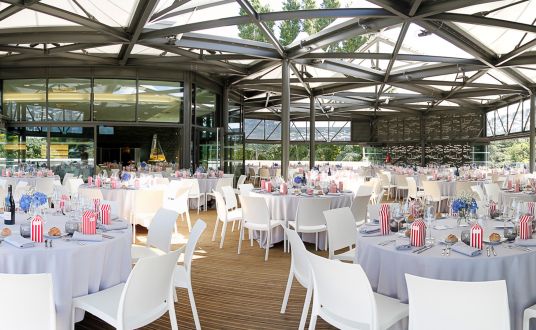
50;127;94;179
224;134;244;176
3;79;46;121
228;102;242;133
3;127;48;168
196;129;220;169
93;79;136;121
138;80;183;123
48;78;91;121
195;87;217;127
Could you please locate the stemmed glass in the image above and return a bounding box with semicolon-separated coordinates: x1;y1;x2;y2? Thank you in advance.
424;201;435;245
393;203;405;234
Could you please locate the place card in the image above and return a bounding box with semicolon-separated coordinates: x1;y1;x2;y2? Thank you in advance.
31;215;44;243
519;215;533;240
470;223;483;250
411;220;426;247
82;210;97;235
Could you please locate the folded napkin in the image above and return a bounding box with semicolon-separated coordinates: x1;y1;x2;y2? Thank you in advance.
451;242;481;257
395;238;411;250
4;235;35;248
514;238;536;247
359;224;380;234
72;232;103;242
98;221;128;231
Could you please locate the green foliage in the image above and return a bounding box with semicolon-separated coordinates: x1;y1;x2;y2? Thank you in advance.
279;0;301;46
245;143;362;162
238;0;275;43
489;138;530;165
302;0;317;35
26;137;45;159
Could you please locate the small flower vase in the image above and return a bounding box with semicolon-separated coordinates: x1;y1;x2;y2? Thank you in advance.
457;208;470;227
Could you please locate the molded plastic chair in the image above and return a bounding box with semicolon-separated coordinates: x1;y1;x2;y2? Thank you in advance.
379;173;394;200
406;274;509;330
422;181;449;210
183;179;206;214
394;175;409;200
323;207;357;263
212;191;242;248
0;273;55;330
280;227;312;330
351;194;371;226
471;185;486;201
62;173;74;186
238;196;282;261
131;208;178;262
77;186;104;201
222;185;243;232
163;186;192;232
68;178;84;197
72;249;181;330
130;189;164;241
234;174;247;194
308;252;408;330
238;183;254;197
173;220;206;330
206;177;233;211
356;185;374;196
484;183;501;203
35;177;55;196
288;198;331;251
406;176;425;201
259;167;271;181
248;167;259;186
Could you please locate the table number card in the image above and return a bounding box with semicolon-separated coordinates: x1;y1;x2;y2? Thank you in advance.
470;223;483;250
31;215;44;243
411;220;426;247
101;204;111;225
379;204;390;235
82;210;97;235
519;215;533;240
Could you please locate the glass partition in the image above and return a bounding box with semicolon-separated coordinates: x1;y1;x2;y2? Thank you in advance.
93;79;136;121
138;80;183;123
195;87;217;127
48;78;91;121
3;79;47;121
50;126;94;179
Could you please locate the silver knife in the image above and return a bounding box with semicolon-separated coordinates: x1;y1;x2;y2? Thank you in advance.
416;245;434;254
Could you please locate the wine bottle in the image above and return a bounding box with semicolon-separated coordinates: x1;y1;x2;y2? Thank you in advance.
4;185;15;225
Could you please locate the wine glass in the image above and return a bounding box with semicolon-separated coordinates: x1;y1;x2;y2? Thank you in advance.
425;204;435;245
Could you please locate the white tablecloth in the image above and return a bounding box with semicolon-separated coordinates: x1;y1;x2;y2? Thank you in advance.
251;191;353;248
78;185;165;220
0;213;131;330
499;190;536;209
0;175;61;188
357;218;536;330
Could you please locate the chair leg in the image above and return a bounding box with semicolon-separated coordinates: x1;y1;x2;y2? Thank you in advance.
212;217;219;241
174;219;179;236
237;225;244;255
308;307;318;330
168;290;178;330
71;306;77;330
219;221;228;249
315;232;318;251
186;211;192;232
324;231;328;251
523;310;532;330
197;196;200;214
299;286;313;330
280;270;294;313
173;286;178;302
187;284;201;330
231;220;236;232
265;229;270;261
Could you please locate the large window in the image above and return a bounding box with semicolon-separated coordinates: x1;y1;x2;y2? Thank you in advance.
50;127;94;178
138;80;183;123
195;87;217;127
486;98;530;137
245;119;351;142
48;78;91;121
3;79;46;121
93;79;136;121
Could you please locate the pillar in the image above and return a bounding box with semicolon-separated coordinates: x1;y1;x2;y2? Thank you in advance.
281;59;290;179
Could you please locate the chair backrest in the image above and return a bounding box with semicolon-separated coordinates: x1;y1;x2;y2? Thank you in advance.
119;249;181;329
69;178;84;196
221;185;238;209
368;203;399;220
350;194;371;225
323;207;357;258
0;273;55;330
78;187;104;201
395;174;408;187
356;185;373;196
406;176;418;199
470;185;486;201
35;178;55;196
62;172;74;186
282;226;311;287
213;178;226;194
214;191;229;222
455;181;475;196
259;168;270;178
236;174;247;187
405;274;509;330
484;183;500;203
133;189;165;227
238;183;254;197
183;220;207;274
379;173;390;186
422;181;442;202
183;178;200;195
296;198;331;229
240;196;270;226
146;208;179;252
308;252;378;329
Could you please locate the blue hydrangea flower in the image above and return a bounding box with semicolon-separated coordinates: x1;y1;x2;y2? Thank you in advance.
121;172;131;182
20;194;32;212
293;176;302;185
32;192;48;207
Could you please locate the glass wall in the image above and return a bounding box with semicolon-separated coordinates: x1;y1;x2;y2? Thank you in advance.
93;79;136;121
48;78;91;121
3;79;46;121
195;87;217;127
245;119;351;142
50;127;94;178
138;80;183;122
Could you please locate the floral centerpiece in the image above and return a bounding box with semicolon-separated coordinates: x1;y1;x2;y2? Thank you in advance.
20;192;48;213
451;194;478;226
120;172;131;182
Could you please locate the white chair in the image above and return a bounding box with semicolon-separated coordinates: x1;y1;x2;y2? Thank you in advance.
173;220;207;330
280;227;312;330
68;178;84;197
35;177;55;196
288;198;331;251
422;181;449;211
234;174;247;194
206;177;233;211
368;203;399;221
131;208;179;262
323;207;357;263
394;174;408;200
259;167;271;181
72;249;181;330
62;172;74;186
484;183;501;203
379;173;394;199
308;252;408;330
212;191;242;248
455;181;475;196
351;194;371;226
77;186;104;201
238;183;254;197
130;189;165;242
164;187;192;232
183;179;206;214
406;176;425;201
471;185;486;201
356;185;374;196
248;167;259;186
221;185;243;232
0;273;55;330
406;274;509;330
238;196;282;261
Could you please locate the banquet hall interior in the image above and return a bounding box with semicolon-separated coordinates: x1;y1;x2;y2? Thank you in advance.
1;0;536;329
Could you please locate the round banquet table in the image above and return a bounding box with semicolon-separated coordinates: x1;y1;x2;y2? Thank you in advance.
357;218;536;330
78;184;165;220
1;175;61;188
430;179;486;197
0;213;131;330
499;190;536;209
251;190;353;248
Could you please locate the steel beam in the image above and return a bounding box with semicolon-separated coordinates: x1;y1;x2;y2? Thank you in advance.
281;59;290;179
182;72;192;169
531;92;536;172
309;94;315;169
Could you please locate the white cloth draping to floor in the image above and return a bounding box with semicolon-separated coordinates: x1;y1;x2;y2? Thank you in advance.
0;213;131;330
499;190;536;209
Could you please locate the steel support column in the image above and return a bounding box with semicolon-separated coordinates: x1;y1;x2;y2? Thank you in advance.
309;94;316;169
221;84;229;171
182;72;192;169
281;59;290;179
530;92;535;173
420;114;426;166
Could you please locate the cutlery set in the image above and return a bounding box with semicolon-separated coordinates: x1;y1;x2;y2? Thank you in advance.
412;245;434;254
